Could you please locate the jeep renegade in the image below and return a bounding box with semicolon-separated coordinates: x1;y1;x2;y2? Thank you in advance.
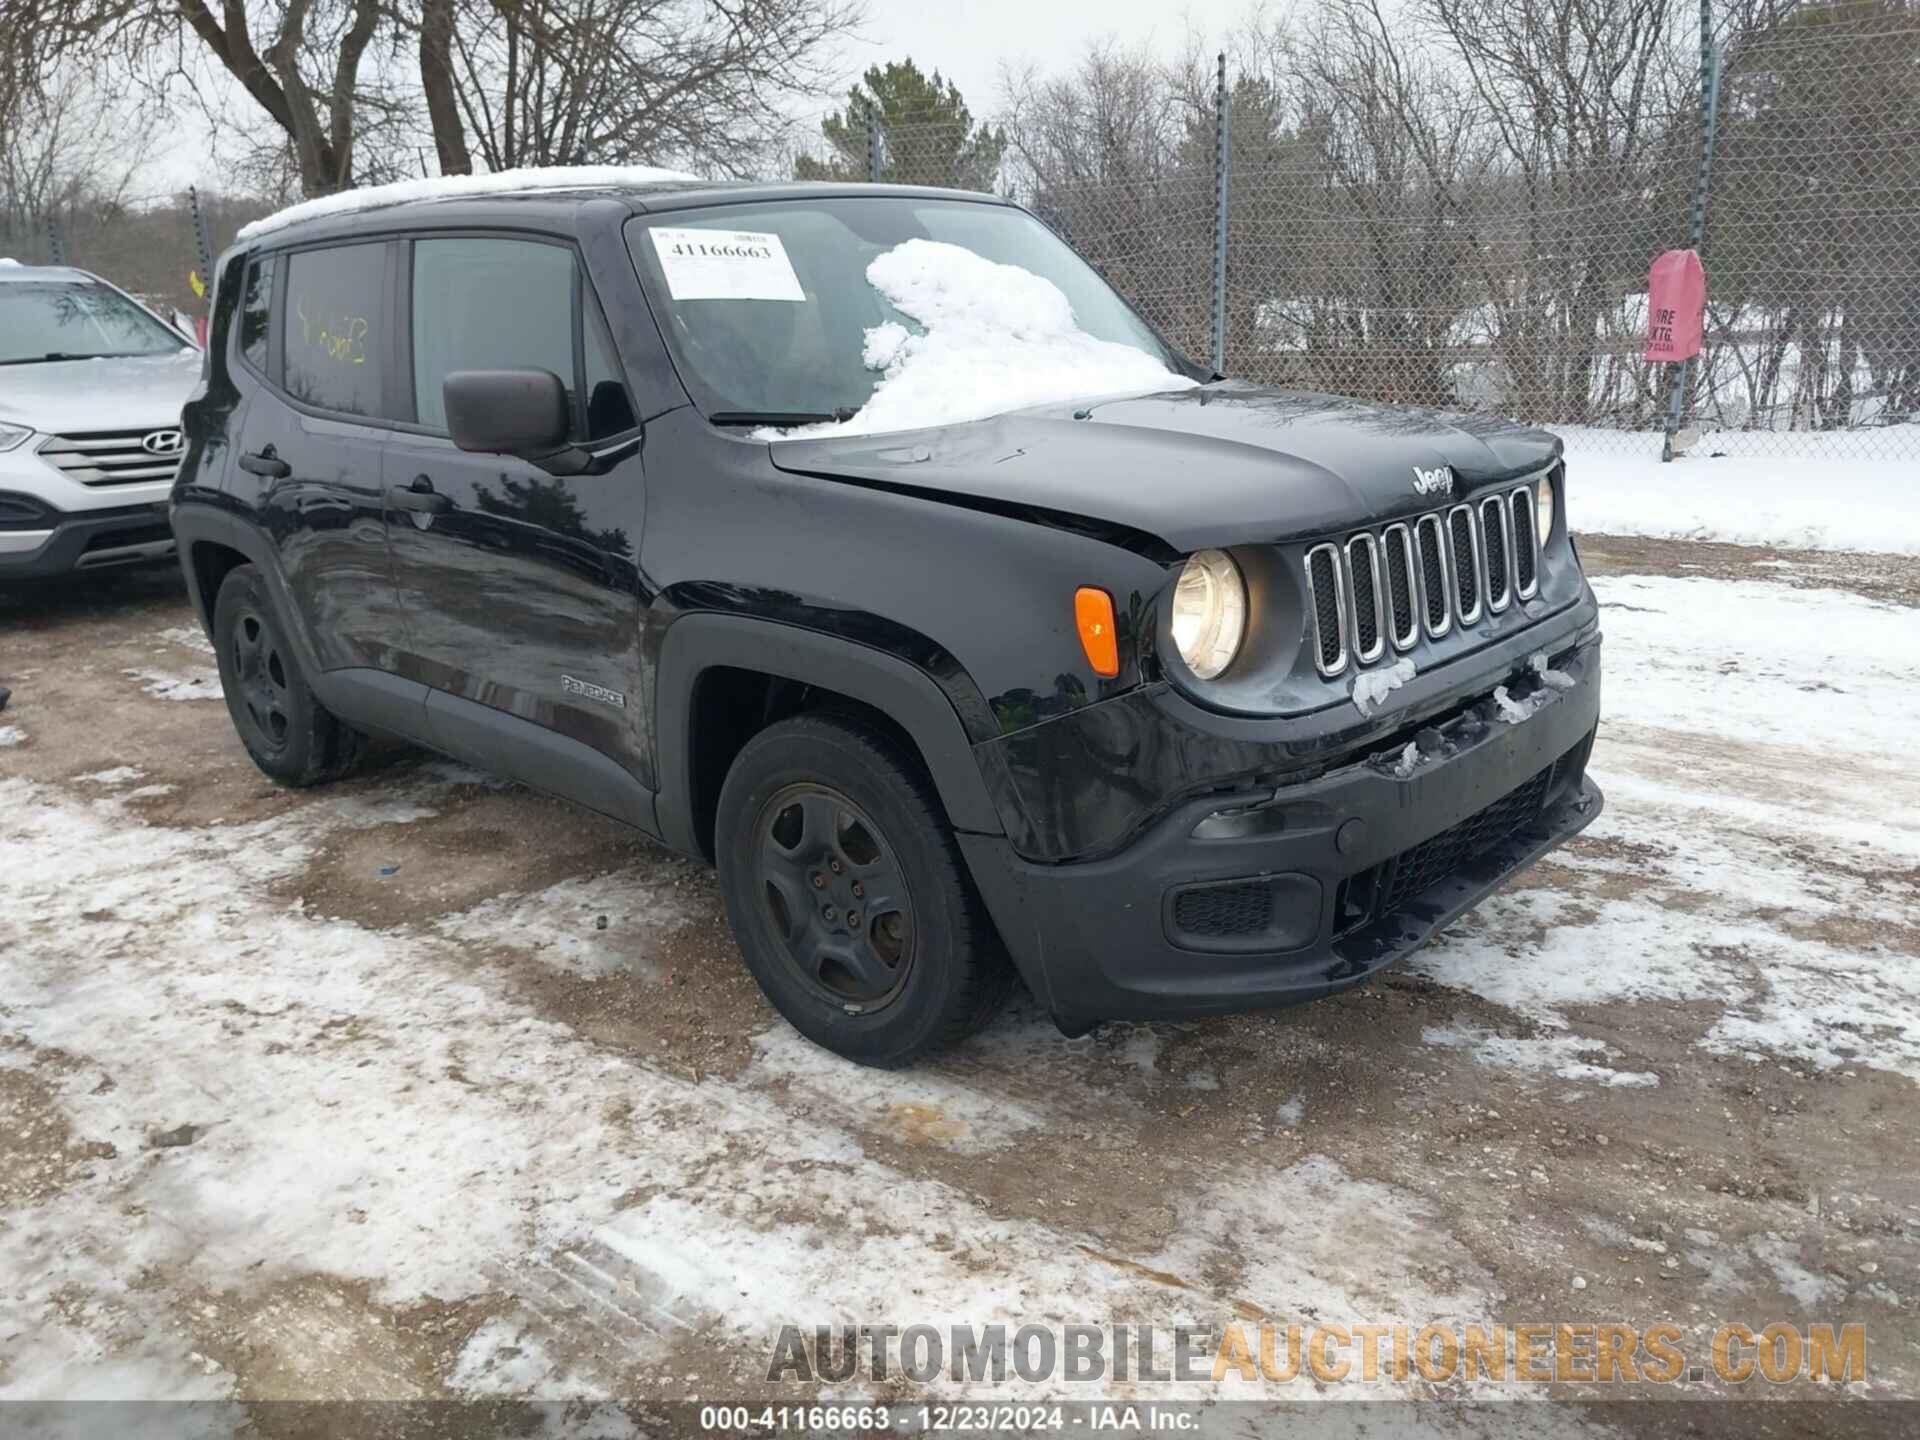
170;176;1603;1065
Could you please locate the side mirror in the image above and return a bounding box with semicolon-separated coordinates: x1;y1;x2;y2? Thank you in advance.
444;369;570;457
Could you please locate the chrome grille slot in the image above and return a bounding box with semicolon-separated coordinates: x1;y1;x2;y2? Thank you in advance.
1345;534;1384;663
1414;514;1451;637
1479;496;1511;611
1381;523;1418;650
1447;504;1482;624
1305;543;1347;676
37;430;184;486
1510;486;1539;597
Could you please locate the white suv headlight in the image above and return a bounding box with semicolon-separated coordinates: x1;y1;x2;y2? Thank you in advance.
1170;548;1246;680
0;422;32;453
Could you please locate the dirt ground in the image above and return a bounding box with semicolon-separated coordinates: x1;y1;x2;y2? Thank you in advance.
1;539;1916;1436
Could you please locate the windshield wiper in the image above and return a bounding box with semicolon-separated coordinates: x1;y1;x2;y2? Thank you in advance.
708;408;859;427
0;351;150;366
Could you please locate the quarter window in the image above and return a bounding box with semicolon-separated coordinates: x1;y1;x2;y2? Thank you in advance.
409;237;633;440
283;244;388;417
239;257;274;371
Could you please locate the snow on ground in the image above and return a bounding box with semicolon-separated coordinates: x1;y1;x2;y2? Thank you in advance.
124;666;222;701
0;769;1522;1406
1415;569;1920;1084
760;240;1195;440
1556;427;1920;554
238;164;699;240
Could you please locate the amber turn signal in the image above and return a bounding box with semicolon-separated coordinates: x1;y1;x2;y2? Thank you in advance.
1074;586;1120;677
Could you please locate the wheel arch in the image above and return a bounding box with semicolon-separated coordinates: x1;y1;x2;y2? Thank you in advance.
653;613;1006;863
171;506;329;686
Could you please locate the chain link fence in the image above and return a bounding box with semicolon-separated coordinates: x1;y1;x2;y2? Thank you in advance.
11;2;1913;461
804;1;1919;461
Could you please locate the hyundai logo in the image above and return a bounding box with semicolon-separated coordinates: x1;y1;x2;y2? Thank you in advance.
142;429;185;456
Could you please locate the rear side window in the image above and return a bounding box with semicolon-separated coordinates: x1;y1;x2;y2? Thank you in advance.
284;243;388;417
410;236;633;440
239;258;274;371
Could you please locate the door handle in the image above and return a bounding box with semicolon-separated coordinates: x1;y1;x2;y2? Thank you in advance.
238;447;290;478
386;475;452;515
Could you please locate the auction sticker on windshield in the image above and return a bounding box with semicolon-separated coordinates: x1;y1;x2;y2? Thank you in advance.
649;227;805;302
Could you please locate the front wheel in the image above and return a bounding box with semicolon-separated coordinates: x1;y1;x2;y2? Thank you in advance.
715;715;1011;1066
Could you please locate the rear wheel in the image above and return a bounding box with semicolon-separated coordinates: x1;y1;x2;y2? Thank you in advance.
715;715;1011;1066
212;564;364;786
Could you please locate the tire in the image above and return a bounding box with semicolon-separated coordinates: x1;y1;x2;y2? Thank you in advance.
211;564;365;786
715;714;1013;1066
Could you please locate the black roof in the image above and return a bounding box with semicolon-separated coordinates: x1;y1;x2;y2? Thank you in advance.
239;179;1013;252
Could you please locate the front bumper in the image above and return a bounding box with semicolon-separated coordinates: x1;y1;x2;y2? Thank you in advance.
0;500;177;578
959;632;1603;1025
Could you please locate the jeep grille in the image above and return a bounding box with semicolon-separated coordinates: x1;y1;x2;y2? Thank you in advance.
1303;482;1543;677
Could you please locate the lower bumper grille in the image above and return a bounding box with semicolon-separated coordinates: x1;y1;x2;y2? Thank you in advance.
1336;736;1589;934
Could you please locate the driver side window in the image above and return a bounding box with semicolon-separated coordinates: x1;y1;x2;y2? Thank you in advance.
409;236;634;441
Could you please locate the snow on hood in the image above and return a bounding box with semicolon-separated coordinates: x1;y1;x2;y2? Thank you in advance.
237;164;702;240
0;349;201;434
761;239;1196;441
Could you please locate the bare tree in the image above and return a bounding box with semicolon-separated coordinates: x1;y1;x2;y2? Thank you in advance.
1;0;863;198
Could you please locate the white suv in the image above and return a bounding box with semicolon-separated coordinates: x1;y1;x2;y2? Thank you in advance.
0;260;201;578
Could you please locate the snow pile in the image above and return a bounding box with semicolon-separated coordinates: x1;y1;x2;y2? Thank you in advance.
762;239;1195;440
1350;657;1416;716
1554;427;1920;554
0;724;23;747
237;164;701;240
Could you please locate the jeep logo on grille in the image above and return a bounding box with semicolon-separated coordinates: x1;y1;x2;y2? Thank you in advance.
1411;464;1453;496
141;429;186;456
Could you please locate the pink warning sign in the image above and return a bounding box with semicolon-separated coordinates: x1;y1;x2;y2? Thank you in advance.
1646;249;1706;362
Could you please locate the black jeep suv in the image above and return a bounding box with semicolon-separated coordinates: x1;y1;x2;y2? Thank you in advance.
171;177;1602;1065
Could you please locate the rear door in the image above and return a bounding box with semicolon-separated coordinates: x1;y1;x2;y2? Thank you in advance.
382;232;648;805
232;239;410;675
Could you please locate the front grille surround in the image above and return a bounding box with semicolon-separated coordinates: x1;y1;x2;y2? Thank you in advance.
1345;533;1386;664
1412;514;1452;641
1380;523;1419;650
1300;479;1550;677
1479;495;1513;612
37;430;184;487
1509;486;1540;598
1447;504;1484;625
1305;542;1349;677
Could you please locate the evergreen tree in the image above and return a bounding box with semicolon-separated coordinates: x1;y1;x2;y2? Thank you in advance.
798;59;1006;192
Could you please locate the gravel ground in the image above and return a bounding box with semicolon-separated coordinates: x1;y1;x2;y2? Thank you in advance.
1;538;1916;1436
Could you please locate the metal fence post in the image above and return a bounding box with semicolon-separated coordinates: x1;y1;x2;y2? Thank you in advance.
866;117;882;183
188;185;215;296
1664;0;1724;461
45;215;66;266
1210;52;1230;378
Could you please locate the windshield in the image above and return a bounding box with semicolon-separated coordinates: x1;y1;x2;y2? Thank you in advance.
626;197;1196;432
0;281;187;365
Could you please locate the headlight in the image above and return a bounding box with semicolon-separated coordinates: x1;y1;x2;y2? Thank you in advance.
0;422;32;453
1170;548;1246;680
1536;477;1556;542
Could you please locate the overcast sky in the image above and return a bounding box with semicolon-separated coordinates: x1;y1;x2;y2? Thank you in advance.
146;0;1256;193
825;0;1252;117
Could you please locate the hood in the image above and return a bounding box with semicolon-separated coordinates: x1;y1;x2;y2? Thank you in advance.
0;349;202;435
767;383;1562;553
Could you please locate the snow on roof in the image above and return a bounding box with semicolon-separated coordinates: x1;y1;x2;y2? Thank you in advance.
761;239;1195;440
237;163;703;241
0;257;21;266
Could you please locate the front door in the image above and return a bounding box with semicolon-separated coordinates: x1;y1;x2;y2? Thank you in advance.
383;234;648;797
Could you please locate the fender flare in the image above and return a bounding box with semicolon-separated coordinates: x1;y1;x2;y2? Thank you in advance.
652;612;1005;856
169;504;330;687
